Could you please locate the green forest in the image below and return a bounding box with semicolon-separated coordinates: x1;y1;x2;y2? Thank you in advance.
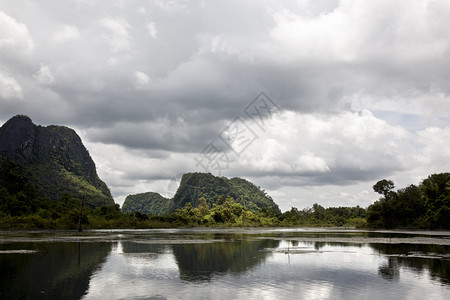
121;172;281;216
1;155;448;230
122;192;173;215
170;173;281;214
0;147;450;229
367;173;450;229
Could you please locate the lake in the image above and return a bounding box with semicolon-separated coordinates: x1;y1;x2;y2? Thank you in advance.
1;228;449;299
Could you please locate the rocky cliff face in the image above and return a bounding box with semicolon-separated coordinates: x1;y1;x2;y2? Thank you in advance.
124;172;280;215
172;172;281;213
0;115;114;207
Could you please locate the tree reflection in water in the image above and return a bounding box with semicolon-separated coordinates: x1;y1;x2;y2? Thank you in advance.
0;242;112;300
379;257;400;280
371;243;450;285
171;234;280;281
1;230;449;299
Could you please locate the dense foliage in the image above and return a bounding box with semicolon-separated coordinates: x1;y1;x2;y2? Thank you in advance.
122;192;173;215
0;158;41;217
279;204;367;227
0;186;366;229
171;172;281;213
367;173;450;229
0;115;114;207
0;127;448;230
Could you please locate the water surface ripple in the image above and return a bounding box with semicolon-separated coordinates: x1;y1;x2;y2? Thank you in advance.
1;228;449;299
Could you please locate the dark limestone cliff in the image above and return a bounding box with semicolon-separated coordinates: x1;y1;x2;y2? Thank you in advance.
0;115;114;207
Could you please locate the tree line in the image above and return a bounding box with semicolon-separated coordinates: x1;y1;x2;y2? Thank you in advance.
1;164;448;230
367;173;449;229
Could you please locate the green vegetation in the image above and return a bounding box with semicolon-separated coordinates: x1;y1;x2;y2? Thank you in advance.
0;184;365;229
1;168;449;230
0;158;41;217
169;197;367;227
1;155;449;230
367;173;450;229
127;172;281;215
279;204;367;227
0;115;114;208
122;192;173;215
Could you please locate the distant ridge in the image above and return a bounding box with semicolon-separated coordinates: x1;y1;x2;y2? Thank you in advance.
0;115;114;207
122;172;280;215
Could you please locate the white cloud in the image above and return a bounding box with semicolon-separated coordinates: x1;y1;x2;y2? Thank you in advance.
0;70;23;99
34;64;55;85
99;17;131;54
269;0;450;64
133;71;151;89
294;153;330;173
153;0;189;13
52;25;80;42
137;7;147;14
146;22;157;38
233;110;411;180
416;126;450;171
0;10;34;52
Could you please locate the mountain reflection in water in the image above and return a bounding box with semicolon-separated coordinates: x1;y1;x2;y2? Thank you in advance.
170;234;280;281
0;241;112;300
0;229;449;299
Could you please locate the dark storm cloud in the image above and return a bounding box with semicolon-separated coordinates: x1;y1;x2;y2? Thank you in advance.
3;0;448;129
1;0;450;209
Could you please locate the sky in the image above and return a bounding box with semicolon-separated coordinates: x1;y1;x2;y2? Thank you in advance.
1;0;449;212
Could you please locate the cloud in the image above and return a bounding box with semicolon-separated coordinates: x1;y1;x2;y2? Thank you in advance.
52;25;80;43
146;22;157;38
0;10;34;53
133;71;151;89
98;17;131;54
0;0;449;210
79;109;418;208
137;7;147;14
34;64;55;85
265;0;450;117
227;110;412;183
0;70;23;99
84;117;220;152
269;0;450;64
416;126;450;171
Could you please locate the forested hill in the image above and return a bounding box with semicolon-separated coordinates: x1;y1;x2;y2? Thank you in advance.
0;115;114;208
173;173;280;213
122;192;173;215
123;172;281;215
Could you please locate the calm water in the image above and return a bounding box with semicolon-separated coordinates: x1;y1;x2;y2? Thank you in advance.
1;228;449;300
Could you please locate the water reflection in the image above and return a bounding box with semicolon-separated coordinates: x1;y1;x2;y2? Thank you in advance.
0;229;449;299
171;234;279;281
0;241;112;300
379;257;400;280
371;243;450;285
121;241;167;256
